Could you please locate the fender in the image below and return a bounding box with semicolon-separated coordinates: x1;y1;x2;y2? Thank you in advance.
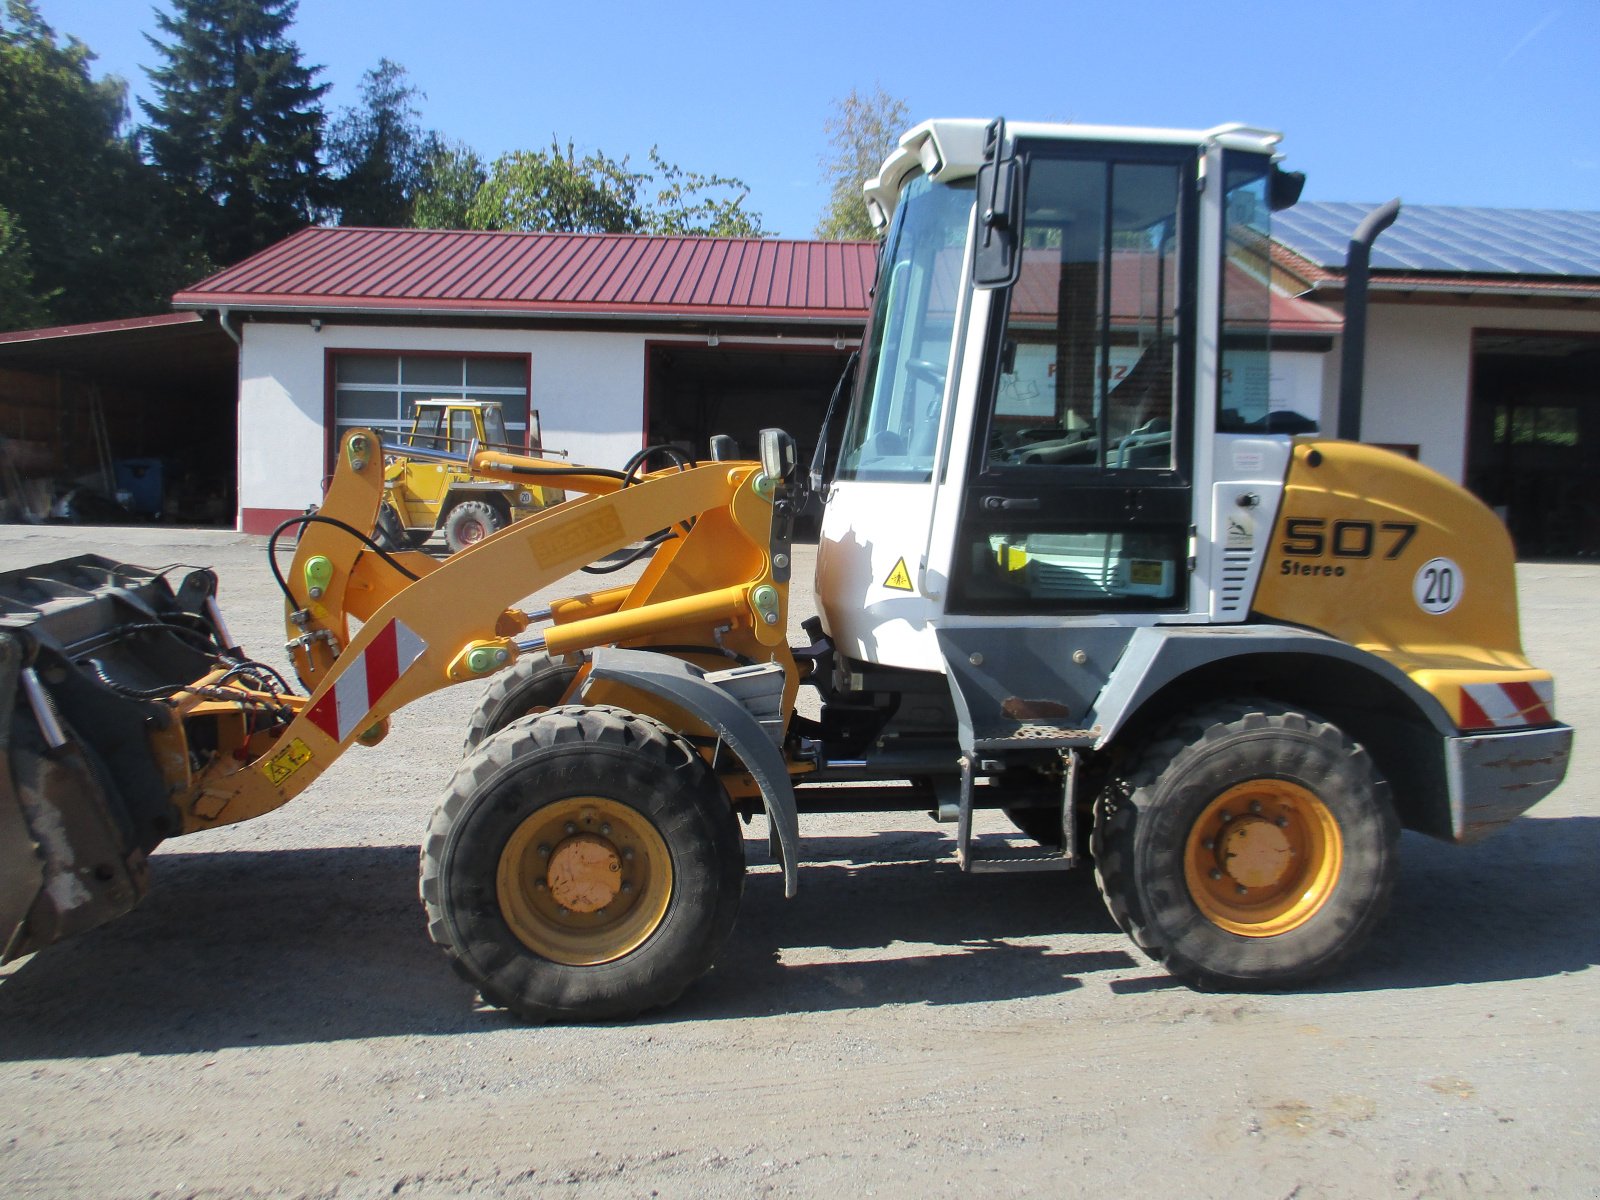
582;647;801;897
1087;624;1459;746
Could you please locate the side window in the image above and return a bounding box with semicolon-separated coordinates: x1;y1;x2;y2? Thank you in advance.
986;157;1183;472
1218;155;1318;434
951;145;1193;616
449;409;476;452
411;407;445;451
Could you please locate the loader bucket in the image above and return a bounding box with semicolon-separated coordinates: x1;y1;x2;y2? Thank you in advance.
0;555;227;963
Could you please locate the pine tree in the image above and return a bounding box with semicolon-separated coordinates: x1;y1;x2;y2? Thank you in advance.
0;0;205;328
141;0;329;264
328;59;438;227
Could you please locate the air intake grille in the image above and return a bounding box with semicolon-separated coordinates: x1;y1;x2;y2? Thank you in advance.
1217;548;1254;616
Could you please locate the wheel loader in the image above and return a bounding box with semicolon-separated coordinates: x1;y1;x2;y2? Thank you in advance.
376;399;566;553
0;120;1572;1020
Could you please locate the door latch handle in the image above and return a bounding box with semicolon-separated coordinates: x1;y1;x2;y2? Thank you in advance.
982;496;1040;512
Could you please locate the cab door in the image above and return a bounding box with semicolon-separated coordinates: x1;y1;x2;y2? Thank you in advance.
948;141;1199;618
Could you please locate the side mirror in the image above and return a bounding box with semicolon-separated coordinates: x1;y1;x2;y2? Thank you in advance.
1269;164;1306;212
973;157;1020;288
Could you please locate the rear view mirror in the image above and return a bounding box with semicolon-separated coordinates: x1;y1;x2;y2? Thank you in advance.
974;120;1020;288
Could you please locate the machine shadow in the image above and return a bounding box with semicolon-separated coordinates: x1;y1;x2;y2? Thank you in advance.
1327;815;1600;993
0;833;1114;1059
1;815;1592;1057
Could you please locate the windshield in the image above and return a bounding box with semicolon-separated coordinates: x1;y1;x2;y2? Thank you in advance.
835;173;974;482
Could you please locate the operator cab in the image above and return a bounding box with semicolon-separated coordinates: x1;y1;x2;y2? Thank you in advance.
815;119;1310;671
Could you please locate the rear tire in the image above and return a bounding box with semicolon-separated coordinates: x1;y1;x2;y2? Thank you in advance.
1004;804;1065;848
1092;699;1398;991
463;651;580;752
442;499;504;553
373;503;407;552
420;705;745;1022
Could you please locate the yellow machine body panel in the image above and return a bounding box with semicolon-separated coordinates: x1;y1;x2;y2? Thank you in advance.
1253;440;1549;726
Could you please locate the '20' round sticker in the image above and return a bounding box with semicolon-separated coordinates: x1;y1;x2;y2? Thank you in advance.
1414;557;1462;615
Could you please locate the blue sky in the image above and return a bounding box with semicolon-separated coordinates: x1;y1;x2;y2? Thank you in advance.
34;0;1600;239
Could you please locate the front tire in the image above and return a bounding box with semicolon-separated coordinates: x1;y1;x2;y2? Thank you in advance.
1093;699;1398;990
463;651;580;752
420;705;744;1022
442;499;504;553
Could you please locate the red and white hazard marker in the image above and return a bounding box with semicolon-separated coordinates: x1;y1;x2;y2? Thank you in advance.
1459;679;1555;730
305;619;428;743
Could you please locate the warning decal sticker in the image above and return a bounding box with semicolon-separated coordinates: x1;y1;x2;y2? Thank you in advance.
259;737;313;787
883;558;915;592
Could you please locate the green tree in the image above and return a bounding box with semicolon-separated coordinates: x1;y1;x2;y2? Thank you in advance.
411;140;486;229
646;147;763;238
467;140;646;234
815;84;909;240
0;203;51;329
328;58;438;227
464;140;765;237
141;0;329;264
0;0;204;328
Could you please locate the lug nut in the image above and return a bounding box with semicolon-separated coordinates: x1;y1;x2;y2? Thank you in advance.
1249;801;1262;814
538;844;550;857
1220;812;1233;823
623;848;634;861
1236;885;1249;896
1203;839;1216;850
600;823;611;836
1276;816;1290;828
621;881;633;893
1209;869;1223;881
565;822;577;835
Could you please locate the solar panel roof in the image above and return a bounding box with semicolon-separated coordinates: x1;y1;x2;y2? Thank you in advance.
1273;202;1600;278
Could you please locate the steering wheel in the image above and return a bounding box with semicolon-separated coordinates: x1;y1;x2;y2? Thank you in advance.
904;358;947;388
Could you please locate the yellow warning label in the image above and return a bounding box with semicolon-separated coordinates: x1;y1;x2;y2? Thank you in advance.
883;558;915;592
259;737;314;787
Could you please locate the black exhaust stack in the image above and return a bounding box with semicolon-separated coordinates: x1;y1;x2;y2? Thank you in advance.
1337;197;1402;442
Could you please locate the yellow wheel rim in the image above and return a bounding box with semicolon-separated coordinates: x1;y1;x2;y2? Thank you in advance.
1183;779;1343;937
496;797;673;965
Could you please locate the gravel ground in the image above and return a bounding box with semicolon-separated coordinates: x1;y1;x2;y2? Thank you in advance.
0;525;1595;1199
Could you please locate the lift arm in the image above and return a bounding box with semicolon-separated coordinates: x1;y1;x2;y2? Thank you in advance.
175;430;791;834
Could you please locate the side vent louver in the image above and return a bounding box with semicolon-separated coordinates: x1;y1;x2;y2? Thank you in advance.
1218;547;1253;616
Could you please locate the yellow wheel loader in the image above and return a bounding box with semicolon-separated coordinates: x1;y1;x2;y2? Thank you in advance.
0;120;1572;1020
377;399;566;553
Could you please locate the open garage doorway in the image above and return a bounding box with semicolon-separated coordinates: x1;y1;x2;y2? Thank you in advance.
1466;331;1600;557
645;343;853;471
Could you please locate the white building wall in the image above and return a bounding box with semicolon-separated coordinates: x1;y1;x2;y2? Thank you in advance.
1314;301;1600;483
235;318;838;529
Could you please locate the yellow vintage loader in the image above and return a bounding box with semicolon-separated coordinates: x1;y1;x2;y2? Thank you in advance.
0;120;1572;1021
376;399;565;553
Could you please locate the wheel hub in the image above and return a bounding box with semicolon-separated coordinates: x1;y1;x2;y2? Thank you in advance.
496;797;673;965
1218;818;1293;889
1183;779;1344;937
546;834;622;913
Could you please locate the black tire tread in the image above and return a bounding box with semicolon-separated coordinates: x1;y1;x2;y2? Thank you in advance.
1091;698;1398;990
420;704;743;1022
462;651;579;752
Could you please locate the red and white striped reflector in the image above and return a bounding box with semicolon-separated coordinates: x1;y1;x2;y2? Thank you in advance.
1459;680;1554;730
305;618;427;743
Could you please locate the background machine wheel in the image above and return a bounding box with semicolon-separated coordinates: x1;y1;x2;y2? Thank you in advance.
1092;699;1399;991
463;652;580;752
420;705;745;1022
442;500;504;553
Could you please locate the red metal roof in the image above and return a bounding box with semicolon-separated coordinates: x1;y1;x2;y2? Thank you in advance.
0;311;205;346
173;227;880;322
